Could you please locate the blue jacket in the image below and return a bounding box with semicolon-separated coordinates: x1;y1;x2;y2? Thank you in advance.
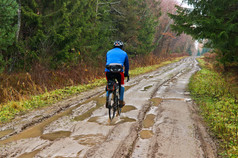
105;48;129;76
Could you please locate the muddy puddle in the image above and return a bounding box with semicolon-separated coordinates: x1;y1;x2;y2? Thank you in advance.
141;85;153;91
108;117;136;125
0;95;105;145
0;129;14;139
121;105;137;113
41;131;71;141
0;106;73;145
125;85;133;91
18;149;41;158
150;98;163;106
88;116;101;123
142;114;155;128
74;97;105;121
140;130;154;139
73;134;105;146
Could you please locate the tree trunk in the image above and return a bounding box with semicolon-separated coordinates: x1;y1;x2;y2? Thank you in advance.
16;0;21;42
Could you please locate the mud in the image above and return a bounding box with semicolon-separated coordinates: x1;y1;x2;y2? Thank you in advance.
0;57;217;158
121;105;137;113
40;131;71;141
150;98;163;106
0;129;14;138
140;130;154;139
142;114;155;128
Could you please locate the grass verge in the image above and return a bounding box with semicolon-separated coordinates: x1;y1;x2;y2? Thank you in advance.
0;57;184;123
189;58;238;157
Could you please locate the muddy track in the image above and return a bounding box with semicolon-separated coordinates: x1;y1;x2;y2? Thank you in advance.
0;57;217;158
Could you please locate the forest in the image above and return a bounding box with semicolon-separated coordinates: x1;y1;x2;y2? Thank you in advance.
0;0;194;72
0;0;194;103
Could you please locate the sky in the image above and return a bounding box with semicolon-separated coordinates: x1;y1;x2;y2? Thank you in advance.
176;0;192;8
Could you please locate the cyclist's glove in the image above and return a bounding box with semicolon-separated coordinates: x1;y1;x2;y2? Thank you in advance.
127;76;130;82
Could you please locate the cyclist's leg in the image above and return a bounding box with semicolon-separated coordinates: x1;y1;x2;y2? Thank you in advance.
118;72;125;107
105;72;109;97
105;72;113;108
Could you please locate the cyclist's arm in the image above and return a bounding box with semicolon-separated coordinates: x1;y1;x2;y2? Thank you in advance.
124;54;129;77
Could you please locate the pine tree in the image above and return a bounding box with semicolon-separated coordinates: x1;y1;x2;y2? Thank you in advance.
17;0;100;69
169;0;238;65
0;0;18;51
108;0;160;55
0;0;18;72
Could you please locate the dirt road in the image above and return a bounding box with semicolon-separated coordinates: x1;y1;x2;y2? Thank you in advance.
0;57;217;158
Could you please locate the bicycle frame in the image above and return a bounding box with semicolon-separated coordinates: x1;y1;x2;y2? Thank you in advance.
106;79;121;120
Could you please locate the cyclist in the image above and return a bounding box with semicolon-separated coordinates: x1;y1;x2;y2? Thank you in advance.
105;40;129;108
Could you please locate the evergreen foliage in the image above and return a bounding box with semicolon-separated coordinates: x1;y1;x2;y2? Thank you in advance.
0;0;18;72
169;0;238;65
109;0;159;55
0;0;18;50
0;0;186;72
18;0;100;69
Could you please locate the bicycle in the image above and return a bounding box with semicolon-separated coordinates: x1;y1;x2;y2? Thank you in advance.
105;65;129;120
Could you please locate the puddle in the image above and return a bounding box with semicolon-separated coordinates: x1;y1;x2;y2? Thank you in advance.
0;95;104;145
0;129;14;138
140;130;154;139
88;116;100;123
119;117;136;123
125;85;133;91
150;98;163;106
142;114;155;128
141;85;153;91
74;108;96;121
18;149;41;158
74;97;105;121
74;134;105;146
40;131;71;141
95;97;106;106
0;107;74;145
109;117;136;125
121;105;137;113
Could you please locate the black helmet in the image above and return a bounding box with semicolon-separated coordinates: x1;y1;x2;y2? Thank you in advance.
113;40;123;48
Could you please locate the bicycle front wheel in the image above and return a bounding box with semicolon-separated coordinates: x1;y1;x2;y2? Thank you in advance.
108;92;116;120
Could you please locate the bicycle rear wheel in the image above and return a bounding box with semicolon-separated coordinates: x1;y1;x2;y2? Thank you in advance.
108;92;116;120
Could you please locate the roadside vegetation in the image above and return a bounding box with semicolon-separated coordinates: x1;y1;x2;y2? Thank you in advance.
0;56;184;123
189;55;238;157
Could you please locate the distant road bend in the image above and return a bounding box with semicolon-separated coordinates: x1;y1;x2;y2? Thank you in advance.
0;57;217;158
